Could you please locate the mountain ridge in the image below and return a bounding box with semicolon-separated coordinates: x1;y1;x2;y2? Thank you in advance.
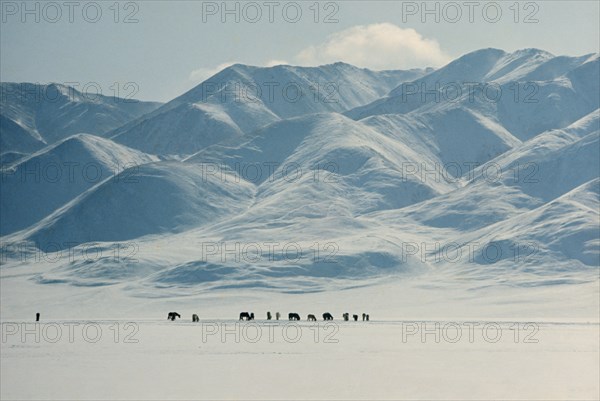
1;48;598;296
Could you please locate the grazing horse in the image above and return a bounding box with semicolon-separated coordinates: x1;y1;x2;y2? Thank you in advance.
343;313;349;321
168;312;181;321
353;314;358;321
307;314;317;321
288;313;300;321
239;312;251;320
192;314;199;322
267;311;272;320
322;312;333;321
276;312;281;320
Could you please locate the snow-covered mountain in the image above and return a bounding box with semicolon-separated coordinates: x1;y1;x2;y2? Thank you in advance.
186;112;458;211
109;63;430;156
1;49;598;307
346;49;599;141
0;134;158;236
0;83;161;161
23;162;256;247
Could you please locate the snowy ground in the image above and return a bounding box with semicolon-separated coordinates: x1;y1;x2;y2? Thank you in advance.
1;318;598;400
1;274;599;400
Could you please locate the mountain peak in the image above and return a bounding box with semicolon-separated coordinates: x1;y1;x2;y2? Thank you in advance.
510;48;554;58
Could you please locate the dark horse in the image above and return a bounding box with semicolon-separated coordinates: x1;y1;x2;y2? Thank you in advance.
167;312;181;321
322;312;334;321
239;312;254;320
288;313;300;321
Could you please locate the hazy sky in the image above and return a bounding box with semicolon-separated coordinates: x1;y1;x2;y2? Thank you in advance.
1;0;598;101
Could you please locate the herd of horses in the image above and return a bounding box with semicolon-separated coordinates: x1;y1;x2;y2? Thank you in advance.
167;311;370;321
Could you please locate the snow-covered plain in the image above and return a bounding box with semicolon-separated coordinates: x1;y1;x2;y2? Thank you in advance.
1;48;599;400
1;319;598;400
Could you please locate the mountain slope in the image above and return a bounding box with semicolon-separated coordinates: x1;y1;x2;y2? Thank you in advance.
471;128;600;203
18;162;256;248
187;112;458;212
361;108;521;172
110;63;430;156
346;49;599;142
445;178;599;271
369;111;599;232
0;83;161;157
0;134;158;236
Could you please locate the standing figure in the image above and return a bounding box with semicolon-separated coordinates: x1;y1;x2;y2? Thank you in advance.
353;314;358;321
343;313;349;321
192;314;199;322
276;312;281;320
267;311;272;320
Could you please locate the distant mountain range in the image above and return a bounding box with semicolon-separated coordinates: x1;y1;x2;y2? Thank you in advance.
1;48;598;295
0;82;161;162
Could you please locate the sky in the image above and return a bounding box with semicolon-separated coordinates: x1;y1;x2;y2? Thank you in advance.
1;0;599;102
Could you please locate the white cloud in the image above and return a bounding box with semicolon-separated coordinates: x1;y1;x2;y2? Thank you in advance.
295;23;450;70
